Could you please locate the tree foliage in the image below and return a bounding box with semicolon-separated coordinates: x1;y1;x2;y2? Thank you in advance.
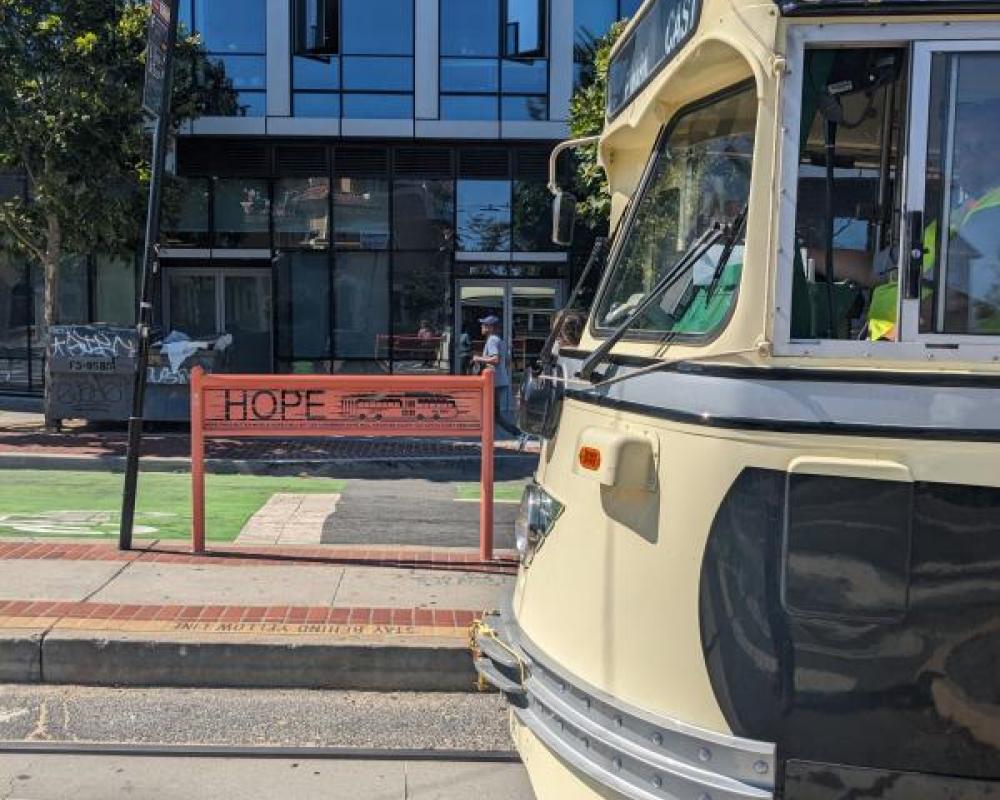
568;21;625;232
0;0;235;328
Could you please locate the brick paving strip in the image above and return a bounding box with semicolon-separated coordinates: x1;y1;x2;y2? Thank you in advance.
0;432;537;460
0;541;518;574
0;599;477;639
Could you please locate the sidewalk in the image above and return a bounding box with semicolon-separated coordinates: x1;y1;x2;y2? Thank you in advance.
0;539;517;691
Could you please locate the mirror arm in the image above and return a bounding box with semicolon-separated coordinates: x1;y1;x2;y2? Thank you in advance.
548;135;602;196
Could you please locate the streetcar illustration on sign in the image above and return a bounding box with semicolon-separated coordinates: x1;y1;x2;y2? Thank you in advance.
339;391;461;421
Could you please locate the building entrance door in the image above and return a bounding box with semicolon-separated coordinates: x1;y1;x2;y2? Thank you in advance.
455;280;562;383
164;266;273;373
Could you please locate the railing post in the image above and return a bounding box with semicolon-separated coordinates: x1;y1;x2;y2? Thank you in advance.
480;368;495;562
190;366;206;554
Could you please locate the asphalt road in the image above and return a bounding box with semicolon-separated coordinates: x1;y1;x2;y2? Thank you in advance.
0;685;513;749
0;684;534;799
321;478;521;548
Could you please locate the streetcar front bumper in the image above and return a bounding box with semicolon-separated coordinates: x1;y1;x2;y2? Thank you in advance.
472;606;775;800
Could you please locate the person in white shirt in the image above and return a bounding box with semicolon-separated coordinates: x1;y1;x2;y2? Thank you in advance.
471;315;522;439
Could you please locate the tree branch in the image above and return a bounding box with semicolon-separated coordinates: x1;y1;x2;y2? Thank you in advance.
0;208;45;264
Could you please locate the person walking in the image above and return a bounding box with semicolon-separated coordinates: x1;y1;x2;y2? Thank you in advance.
472;315;523;442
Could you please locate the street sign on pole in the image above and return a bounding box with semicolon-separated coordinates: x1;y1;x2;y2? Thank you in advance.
142;0;173;116
120;0;179;551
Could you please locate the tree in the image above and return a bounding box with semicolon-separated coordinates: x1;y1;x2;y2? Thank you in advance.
0;0;236;416
568;21;626;233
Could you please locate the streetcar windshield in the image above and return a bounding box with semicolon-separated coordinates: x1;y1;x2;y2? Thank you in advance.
595;83;757;336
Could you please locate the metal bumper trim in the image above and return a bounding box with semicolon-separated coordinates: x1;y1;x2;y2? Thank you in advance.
473;608;775;800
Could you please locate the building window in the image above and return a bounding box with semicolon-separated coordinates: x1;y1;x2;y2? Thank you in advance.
440;0;548;122
441;0;499;57
273;177;330;250
294;0;339;56
335;252;390;358
513;179;555;252
393;179;455;251
290;0;415;119
93;256;137;325
56;256;90;325
503;0;547;59
162;177;210;248
276;252;331;358
213;178;271;248
182;0;267;116
391;252;451;373
342;0;413;55
457;179;511;252
334;177;390;250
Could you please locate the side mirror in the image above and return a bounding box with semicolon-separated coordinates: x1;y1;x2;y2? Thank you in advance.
552;191;577;246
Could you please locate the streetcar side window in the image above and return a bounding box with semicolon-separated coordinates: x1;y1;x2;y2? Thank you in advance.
594;83;757;338
790;48;907;341
919;53;1000;336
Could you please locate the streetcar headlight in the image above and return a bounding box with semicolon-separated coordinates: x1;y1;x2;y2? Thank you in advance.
514;483;563;564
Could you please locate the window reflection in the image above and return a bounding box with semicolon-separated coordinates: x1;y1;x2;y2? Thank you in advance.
342;0;413;54
294;56;339;90
501;59;547;94
501;95;547;120
504;0;546;59
457;180;511;252
342;57;413;92
513;180;555;252
162;177;210;247
441;0;499;57
441;95;499;121
214;179;271;248
294;93;341;117
334;177;390;250
194;0;265;52
276;252;331;358
393;179;455;250
335;252;390;357
441;59;500;93
922;53;1000;335
342;93;412;118
274;178;330;250
391;252;451;373
193;0;266;116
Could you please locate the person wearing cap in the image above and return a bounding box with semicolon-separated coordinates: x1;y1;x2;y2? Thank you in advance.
472;315;522;440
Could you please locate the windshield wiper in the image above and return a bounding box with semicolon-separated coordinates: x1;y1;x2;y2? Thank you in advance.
706;204;747;300
577;223;724;382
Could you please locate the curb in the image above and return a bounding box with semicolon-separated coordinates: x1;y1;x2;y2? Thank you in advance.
0;630;478;691
0;452;538;479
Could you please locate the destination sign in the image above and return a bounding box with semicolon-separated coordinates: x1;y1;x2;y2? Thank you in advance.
607;0;701;119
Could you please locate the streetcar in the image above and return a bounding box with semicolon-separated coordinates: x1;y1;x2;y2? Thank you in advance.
340;392;459;421
473;1;1000;798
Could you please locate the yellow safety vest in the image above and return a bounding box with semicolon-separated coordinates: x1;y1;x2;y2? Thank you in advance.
867;186;1000;341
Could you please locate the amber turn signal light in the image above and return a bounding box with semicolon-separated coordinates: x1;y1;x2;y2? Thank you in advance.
578;446;602;471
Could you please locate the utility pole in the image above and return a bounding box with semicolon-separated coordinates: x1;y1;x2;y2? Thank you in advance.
120;0;179;550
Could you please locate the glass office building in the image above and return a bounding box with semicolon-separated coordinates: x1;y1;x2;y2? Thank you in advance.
0;0;636;395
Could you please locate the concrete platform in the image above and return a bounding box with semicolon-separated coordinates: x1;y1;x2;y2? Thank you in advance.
0;540;516;691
